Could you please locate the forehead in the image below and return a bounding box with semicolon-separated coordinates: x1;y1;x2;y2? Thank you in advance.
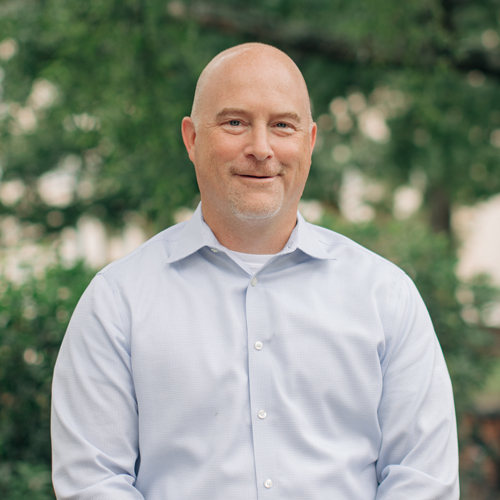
196;50;311;119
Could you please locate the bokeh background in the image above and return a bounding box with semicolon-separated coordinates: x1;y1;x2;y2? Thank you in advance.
1;1;499;498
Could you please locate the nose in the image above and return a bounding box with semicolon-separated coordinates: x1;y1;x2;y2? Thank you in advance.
244;124;273;162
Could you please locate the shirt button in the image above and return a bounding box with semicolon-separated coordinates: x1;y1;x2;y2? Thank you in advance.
254;341;263;351
257;409;267;419
264;478;273;489
210;248;218;253
250;276;258;286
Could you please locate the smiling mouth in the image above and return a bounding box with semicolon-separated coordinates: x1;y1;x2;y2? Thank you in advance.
236;171;280;178
240;174;274;178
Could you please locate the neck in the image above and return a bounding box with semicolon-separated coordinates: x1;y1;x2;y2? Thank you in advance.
203;208;297;254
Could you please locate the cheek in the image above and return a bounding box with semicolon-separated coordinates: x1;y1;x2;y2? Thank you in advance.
206;134;244;162
281;142;312;186
277;138;311;162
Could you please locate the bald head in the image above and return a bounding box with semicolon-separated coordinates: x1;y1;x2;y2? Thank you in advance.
190;43;313;126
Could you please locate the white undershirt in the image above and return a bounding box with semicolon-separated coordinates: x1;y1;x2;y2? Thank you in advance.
225;249;276;274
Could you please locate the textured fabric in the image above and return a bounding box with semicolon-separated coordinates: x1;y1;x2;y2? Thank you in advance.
51;204;459;499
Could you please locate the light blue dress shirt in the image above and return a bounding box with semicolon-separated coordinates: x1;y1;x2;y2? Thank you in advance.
51;204;459;499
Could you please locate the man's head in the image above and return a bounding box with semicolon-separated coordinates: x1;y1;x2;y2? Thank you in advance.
182;43;317;240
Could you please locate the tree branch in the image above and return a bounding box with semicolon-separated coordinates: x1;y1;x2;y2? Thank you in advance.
169;1;500;79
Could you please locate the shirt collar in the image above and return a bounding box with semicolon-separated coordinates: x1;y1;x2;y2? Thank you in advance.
164;204;219;263
165;203;336;263
291;212;337;260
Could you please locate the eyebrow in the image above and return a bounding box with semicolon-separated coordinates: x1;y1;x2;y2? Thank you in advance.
215;108;302;123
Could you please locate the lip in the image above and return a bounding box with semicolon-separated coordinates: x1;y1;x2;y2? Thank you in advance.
235;174;278;183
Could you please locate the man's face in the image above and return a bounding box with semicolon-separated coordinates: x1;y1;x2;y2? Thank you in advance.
182;49;317;226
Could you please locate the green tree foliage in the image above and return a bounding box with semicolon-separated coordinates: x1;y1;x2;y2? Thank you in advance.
1;0;499;235
0;261;94;498
164;0;500;232
1;0;499;498
0;0;233;232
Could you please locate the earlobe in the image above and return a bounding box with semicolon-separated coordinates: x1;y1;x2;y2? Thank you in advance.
181;117;197;162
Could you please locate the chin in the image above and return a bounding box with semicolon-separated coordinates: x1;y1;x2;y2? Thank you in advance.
230;203;282;221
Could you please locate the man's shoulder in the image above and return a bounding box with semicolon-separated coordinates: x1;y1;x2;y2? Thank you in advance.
97;220;187;280
304;220;406;279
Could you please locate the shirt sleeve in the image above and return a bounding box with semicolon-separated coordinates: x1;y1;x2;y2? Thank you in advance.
375;273;459;499
51;273;144;500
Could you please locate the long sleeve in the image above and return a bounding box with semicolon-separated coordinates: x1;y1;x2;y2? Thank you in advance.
375;274;459;499
51;274;144;500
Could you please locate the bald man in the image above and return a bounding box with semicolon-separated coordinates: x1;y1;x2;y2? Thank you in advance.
51;43;459;499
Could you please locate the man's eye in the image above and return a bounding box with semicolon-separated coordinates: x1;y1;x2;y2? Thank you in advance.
228;120;241;126
276;122;289;128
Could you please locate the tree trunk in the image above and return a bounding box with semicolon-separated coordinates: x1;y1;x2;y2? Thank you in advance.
428;186;452;234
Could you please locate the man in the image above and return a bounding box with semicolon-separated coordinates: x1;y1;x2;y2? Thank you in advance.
51;43;459;499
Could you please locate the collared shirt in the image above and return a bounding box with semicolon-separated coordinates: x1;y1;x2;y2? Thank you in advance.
51;204;459;499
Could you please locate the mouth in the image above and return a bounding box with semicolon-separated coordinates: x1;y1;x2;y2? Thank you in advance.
239;174;275;179
235;174;278;185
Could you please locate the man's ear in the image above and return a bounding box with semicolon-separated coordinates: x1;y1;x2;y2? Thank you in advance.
310;122;318;152
181;117;197;163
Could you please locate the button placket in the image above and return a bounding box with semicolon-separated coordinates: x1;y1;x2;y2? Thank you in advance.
246;270;277;494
